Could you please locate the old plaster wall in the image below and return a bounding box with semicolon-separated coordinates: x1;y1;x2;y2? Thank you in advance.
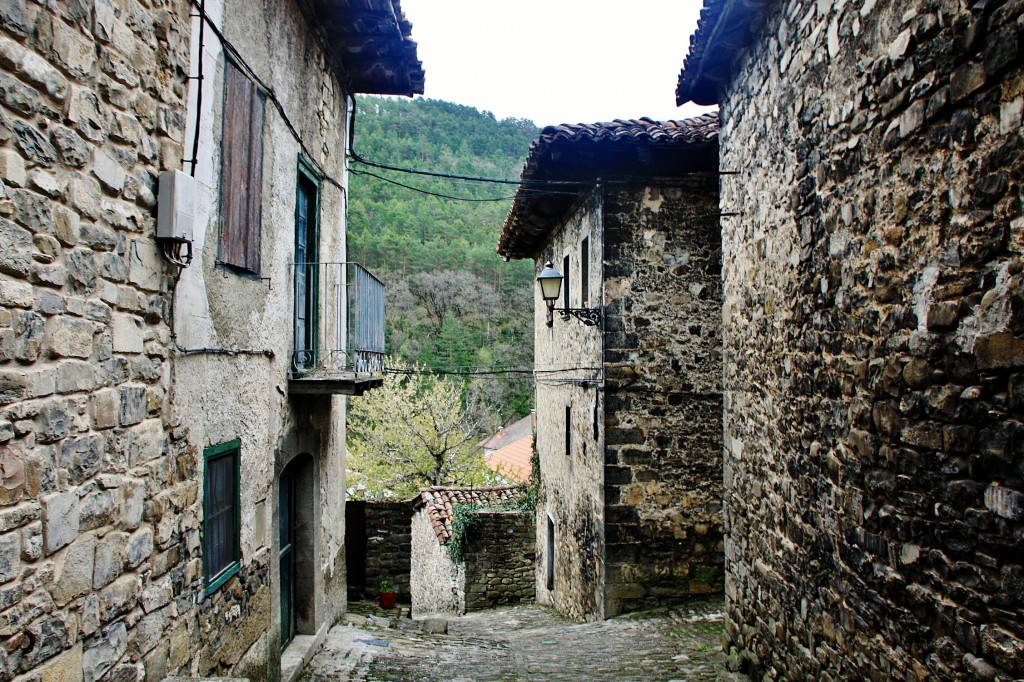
173;0;349;676
0;0;198;680
409;506;463;615
601;182;723;617
718;0;1024;678
534;191;606;621
463;511;535;611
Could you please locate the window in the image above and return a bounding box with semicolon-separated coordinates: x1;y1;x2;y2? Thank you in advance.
293;161;320;370
580;236;589;307
565;404;572;457
218;59;265;273
546;515;555;590
562;254;570;313
204;439;240;591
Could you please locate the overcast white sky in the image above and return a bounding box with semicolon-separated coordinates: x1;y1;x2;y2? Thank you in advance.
398;0;716;128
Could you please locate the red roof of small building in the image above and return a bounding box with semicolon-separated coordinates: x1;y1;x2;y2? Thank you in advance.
415;486;523;544
485;436;532;484
479;414;534;451
497;114;719;259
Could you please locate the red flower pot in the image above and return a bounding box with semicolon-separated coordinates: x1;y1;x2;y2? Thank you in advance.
379;591;396;608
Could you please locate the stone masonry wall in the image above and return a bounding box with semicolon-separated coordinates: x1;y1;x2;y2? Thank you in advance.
601;182;724;617
364;500;413;601
0;1;197;681
533;191;606;621
409;506;463;615
718;0;1024;678
463;510;535;611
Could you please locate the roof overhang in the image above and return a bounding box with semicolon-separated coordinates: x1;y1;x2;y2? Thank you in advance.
297;0;425;96
497;116;719;260
675;0;770;106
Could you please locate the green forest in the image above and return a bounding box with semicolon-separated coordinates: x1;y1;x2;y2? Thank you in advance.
347;96;540;425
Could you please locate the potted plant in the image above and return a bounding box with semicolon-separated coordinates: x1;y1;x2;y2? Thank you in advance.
378;579;397;608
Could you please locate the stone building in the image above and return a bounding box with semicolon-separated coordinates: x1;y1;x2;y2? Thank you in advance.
677;0;1024;678
496;116;724;620
410;486;533;616
0;1;421;681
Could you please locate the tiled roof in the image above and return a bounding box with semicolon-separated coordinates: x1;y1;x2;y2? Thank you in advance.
675;0;768;106
497;114;719;259
484;437;533;484
536;116;719;146
300;0;425;96
416;486;523;544
480;415;534;451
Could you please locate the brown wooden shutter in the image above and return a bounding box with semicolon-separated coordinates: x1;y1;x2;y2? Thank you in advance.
219;60;263;272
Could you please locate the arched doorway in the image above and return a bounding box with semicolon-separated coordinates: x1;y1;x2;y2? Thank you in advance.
279;453;315;649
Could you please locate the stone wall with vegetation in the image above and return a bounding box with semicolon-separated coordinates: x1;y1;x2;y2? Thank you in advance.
463;510;535;610
718;0;1024;678
0;0;196;680
409;506;463;615
601;182;724;617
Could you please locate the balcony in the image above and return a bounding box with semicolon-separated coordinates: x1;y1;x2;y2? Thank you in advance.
288;262;385;396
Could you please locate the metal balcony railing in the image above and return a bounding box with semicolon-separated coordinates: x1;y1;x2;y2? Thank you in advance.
290;262;385;378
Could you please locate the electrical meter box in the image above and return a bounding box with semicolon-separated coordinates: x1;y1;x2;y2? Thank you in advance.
157;170;195;242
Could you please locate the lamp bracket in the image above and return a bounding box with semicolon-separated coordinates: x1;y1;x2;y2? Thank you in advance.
560;308;602;326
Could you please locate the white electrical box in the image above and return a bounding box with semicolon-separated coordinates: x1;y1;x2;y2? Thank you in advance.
157;170;195;242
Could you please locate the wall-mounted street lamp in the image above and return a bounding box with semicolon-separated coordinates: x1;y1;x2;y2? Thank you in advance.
537;261;602;328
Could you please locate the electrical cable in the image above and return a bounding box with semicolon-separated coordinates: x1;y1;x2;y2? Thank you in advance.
350;169;519;202
383;366;602;377
348;166;589;201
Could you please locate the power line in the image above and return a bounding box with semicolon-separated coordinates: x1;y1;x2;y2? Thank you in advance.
350;168;518;202
351;168;589;203
383;366;602;378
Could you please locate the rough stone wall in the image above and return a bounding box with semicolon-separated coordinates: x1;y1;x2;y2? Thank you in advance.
409;506;463;615
463;511;535;611
601;182;723;617
718;0;1024;678
533;191;606;621
363;500;412;600
0;1;196;681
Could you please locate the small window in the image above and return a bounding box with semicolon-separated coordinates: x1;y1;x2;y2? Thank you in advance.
546;515;556;590
580;236;589;307
204;439;241;592
565;404;572;457
562;254;570;313
218;59;265;273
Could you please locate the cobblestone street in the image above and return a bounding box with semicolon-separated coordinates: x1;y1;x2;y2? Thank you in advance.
301;595;746;681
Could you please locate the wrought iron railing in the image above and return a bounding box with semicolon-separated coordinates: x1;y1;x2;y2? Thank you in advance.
290;262;385;377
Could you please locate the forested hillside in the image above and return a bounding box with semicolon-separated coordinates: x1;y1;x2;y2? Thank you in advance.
347;96;540;422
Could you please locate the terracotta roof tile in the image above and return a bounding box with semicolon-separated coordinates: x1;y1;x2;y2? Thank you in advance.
497;114;719;259
484;437;533;484
416;486;523;544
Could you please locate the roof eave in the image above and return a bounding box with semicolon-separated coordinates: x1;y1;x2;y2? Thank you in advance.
675;0;770;106
299;0;425;97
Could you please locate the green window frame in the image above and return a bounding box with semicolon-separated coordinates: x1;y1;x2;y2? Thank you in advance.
203;439;241;592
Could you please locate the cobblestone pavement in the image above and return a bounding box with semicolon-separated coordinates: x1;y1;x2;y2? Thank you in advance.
301;596;748;681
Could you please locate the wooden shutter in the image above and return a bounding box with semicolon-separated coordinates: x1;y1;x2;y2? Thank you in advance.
219;60;264;272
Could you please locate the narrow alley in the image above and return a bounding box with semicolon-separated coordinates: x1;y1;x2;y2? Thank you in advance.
300;595;746;681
